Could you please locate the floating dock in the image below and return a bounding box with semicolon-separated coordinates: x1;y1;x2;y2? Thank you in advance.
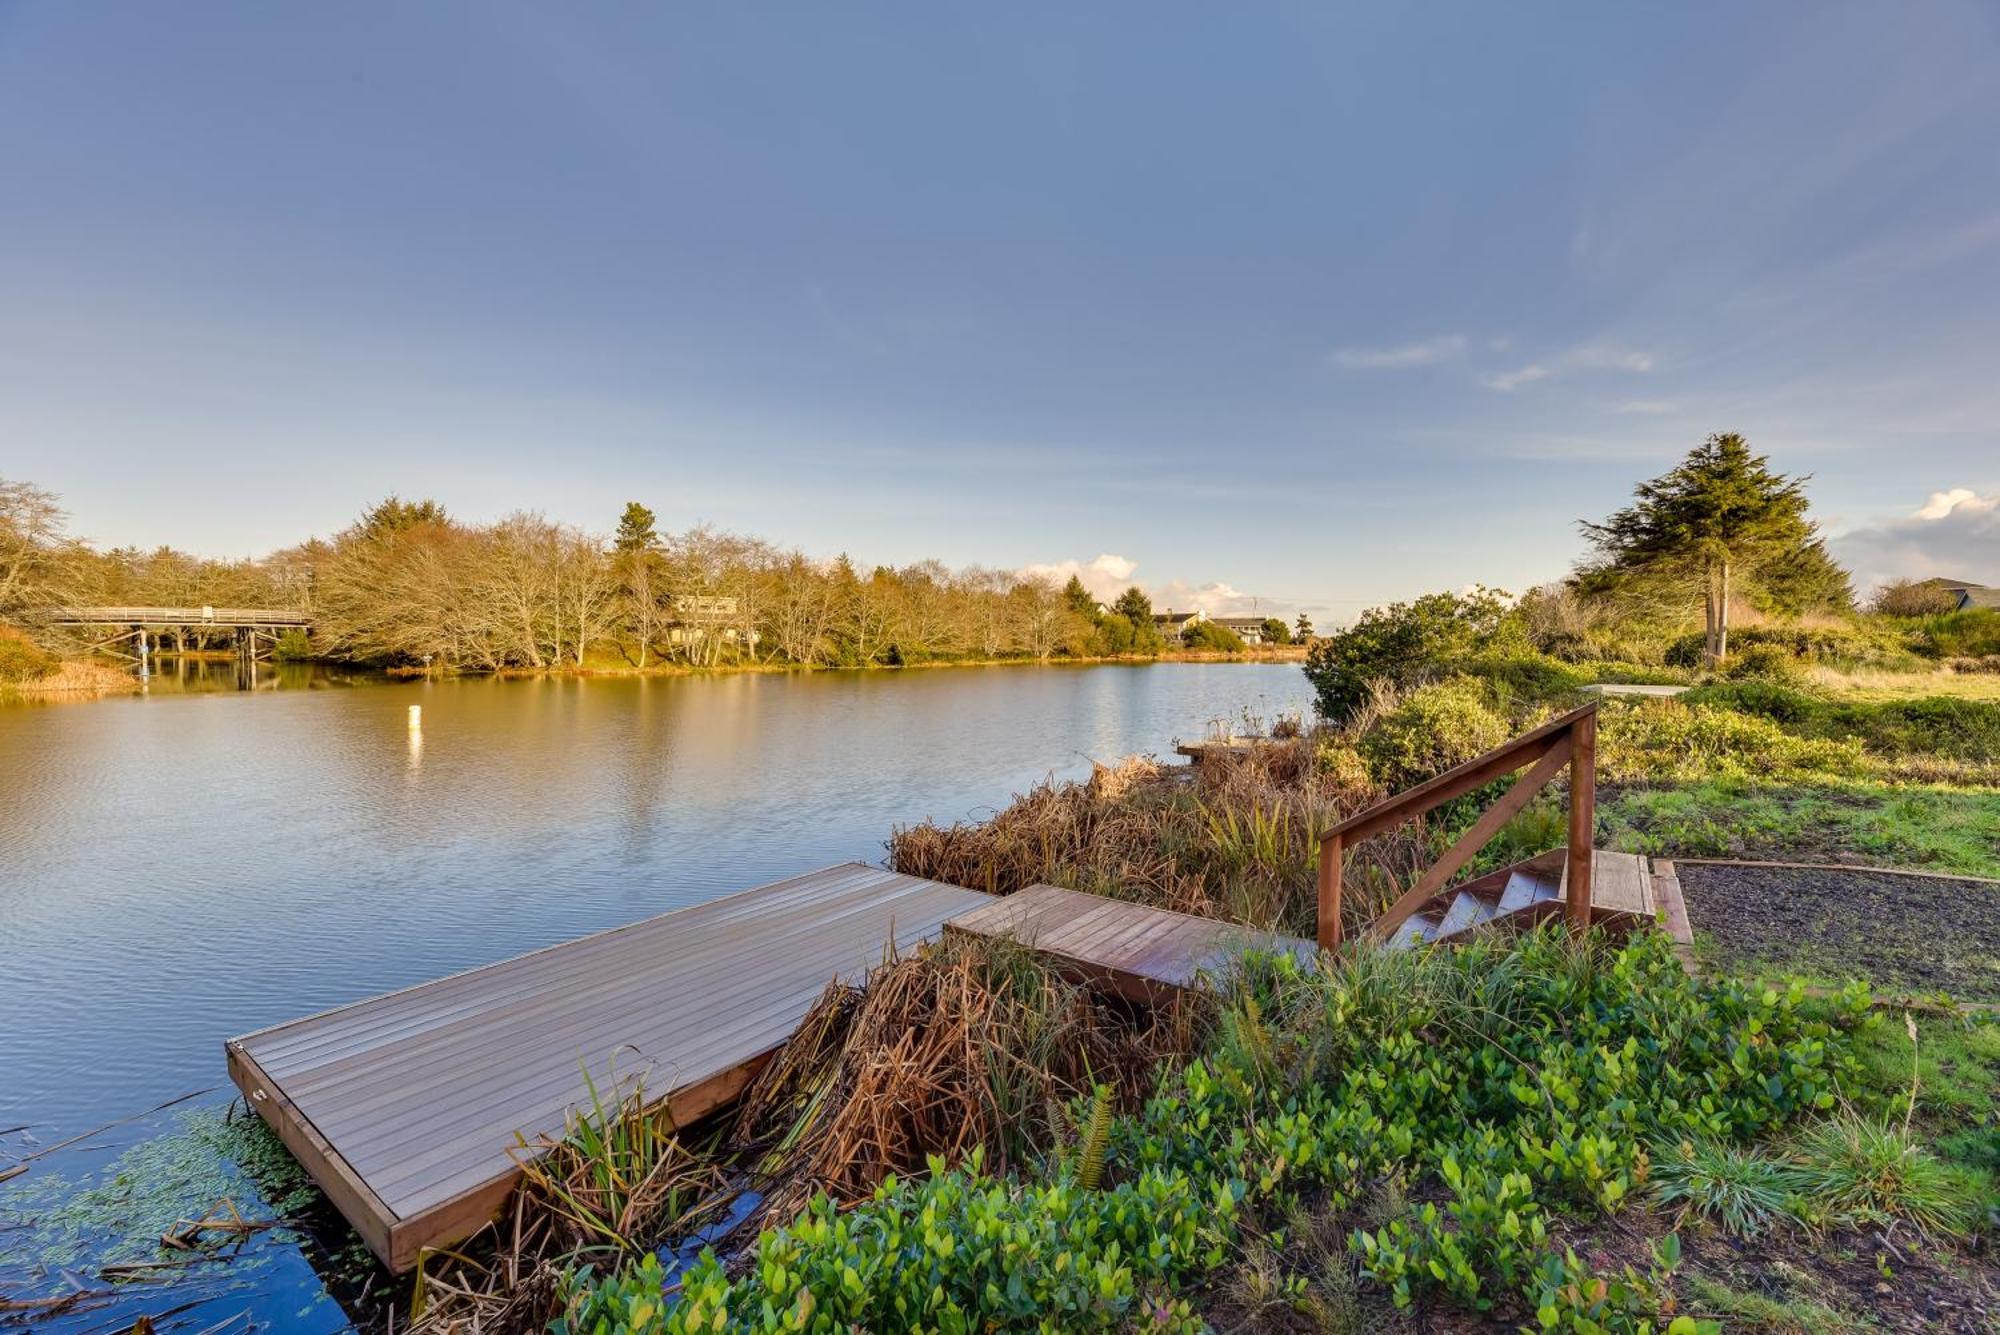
226;864;989;1271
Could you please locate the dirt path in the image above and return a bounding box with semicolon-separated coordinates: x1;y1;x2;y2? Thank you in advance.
1677;862;2000;1001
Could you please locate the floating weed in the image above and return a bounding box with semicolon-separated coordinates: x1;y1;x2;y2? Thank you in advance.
0;1104;312;1271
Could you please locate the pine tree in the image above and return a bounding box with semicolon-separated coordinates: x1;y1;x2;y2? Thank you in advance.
1578;434;1844;666
613;501;658;554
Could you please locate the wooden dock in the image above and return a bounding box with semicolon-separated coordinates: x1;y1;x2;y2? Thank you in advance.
948;884;1316;1002
226;864;990;1272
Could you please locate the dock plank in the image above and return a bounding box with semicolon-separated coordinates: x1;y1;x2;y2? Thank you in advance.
947;884;1316;1001
227;863;989;1272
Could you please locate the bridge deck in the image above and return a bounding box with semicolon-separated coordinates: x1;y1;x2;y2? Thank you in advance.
947;884;1317;1002
227;864;989;1272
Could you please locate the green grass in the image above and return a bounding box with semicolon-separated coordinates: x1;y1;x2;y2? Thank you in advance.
1681;1273;1874;1334
1599;781;2000;879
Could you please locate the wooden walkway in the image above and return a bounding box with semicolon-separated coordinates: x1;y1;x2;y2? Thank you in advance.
226;864;989;1272
947;884;1317;1003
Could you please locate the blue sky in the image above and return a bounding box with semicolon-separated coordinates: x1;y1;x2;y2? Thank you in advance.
3;2;1996;621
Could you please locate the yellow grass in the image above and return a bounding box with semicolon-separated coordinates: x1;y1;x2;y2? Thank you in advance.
1805;664;2000;702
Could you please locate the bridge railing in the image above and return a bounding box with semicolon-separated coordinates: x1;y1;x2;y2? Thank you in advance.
45;607;313;627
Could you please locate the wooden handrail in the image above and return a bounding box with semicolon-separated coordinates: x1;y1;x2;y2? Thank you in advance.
1316;703;1598;949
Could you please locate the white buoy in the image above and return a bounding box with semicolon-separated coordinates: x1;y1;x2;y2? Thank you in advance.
408;704;422;729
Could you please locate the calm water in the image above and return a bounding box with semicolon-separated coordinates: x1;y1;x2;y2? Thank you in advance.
1;664;1306;1327
1;662;1304;1141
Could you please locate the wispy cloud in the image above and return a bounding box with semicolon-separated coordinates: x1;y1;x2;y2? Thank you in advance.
1612;400;1676;415
1569;345;1655;373
1329;334;1466;370
1481;343;1655;393
1483;363;1552;392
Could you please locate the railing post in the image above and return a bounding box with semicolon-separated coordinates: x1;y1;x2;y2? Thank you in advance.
1565;711;1596;932
1317;834;1343;951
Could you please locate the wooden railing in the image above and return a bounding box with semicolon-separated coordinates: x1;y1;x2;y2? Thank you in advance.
1315;703;1598;949
44;607;312;628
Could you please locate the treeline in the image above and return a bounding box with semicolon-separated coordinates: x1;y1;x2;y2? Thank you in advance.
0;481;1245;671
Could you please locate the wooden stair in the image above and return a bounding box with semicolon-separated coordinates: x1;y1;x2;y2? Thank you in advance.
1384;848;1653;949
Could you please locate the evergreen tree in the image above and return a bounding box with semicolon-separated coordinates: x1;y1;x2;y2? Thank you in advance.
1578;433;1843;666
358;495;448;540
1061;574;1099;619
1112;586;1153;624
1293;612;1314;641
613;501;658;554
1260;617;1291;645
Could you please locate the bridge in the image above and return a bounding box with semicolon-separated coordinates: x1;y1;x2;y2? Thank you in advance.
44;606;313;680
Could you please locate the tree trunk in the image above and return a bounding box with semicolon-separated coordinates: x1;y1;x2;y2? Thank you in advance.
1716;560;1730;662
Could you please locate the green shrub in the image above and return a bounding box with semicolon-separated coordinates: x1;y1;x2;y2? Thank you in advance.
1597;701;1868;783
1303;587;1521;721
560;1149;1227;1333
1459;652;1591;709
0;626;58;684
272;628;313;661
1356;678;1510;790
1722;643;1805;683
1181;620;1246;653
1915;609;2000;660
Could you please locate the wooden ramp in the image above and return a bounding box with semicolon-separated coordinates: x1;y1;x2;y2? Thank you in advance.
947;884;1317;1003
226;864;990;1272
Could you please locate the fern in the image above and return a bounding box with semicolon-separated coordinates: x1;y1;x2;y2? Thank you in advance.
1078;1084;1113;1191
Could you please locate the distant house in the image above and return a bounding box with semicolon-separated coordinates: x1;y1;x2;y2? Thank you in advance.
1210;615;1273;645
669;594;758;646
1916;578;1998;611
1153;609;1205;641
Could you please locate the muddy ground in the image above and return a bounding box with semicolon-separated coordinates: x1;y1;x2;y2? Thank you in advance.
1676;862;2000;1002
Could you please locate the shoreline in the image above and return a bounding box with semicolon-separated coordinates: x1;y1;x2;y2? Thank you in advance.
3;644;1309;703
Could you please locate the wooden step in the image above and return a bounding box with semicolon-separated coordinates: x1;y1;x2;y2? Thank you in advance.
1433;890;1498;940
1384;914;1436;951
1498;870;1560;912
1560;850;1653;919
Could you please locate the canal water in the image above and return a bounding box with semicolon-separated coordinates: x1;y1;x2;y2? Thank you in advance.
0;663;1309;1329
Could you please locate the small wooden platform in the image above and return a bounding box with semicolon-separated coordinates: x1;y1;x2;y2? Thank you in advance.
226;864;990;1272
946;884;1317;1002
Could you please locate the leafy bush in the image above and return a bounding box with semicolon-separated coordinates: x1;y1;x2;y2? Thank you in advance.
560;1150;1227;1333
272;628;313;661
1681;685;2000;764
1356;678;1510;790
1303;587;1520;721
1721;642;1805;683
1459;652;1591;708
1872;579;1963;617
560;929;1863;1334
1597;701;1868;783
1916;608;2000;660
1181;620;1246;652
0;625;58;684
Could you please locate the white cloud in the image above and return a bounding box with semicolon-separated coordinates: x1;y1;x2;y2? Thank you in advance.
1019;552;1139;601
1483;364;1552;392
1831;487;2000;594
1018;555;1290;619
1914;487;1995;520
1151;580;1277;618
1330;334;1466;370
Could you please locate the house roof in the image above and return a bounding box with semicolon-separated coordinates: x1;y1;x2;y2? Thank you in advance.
1962;587;2000;610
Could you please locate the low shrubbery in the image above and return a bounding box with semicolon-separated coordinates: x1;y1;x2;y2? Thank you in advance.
555;928;1931;1333
0;625;57;683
